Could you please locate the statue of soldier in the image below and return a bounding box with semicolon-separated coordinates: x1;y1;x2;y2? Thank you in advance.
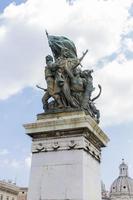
54;47;88;108
66;67;86;105
42;55;63;111
81;69;95;108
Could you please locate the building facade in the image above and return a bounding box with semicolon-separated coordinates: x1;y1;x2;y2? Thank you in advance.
0;180;19;200
17;188;27;200
101;181;110;200
0;181;27;200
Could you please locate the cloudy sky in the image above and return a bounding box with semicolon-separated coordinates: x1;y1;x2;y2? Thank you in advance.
0;0;133;190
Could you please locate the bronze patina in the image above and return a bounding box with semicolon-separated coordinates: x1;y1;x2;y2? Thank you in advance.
37;31;101;123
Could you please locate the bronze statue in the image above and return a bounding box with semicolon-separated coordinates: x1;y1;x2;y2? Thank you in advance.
37;32;102;123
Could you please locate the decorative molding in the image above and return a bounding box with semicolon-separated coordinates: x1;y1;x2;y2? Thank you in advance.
32;136;101;161
52;142;60;150
24;111;109;148
68;140;77;149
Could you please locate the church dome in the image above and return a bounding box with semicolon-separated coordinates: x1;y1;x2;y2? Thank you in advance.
110;159;133;199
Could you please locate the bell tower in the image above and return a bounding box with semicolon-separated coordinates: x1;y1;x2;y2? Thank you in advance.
119;159;128;177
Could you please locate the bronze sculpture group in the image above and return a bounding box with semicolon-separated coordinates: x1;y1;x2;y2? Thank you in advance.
37;32;101;123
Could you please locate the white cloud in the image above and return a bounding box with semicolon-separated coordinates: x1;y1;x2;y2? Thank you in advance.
0;26;7;39
0;155;31;169
10;159;20;168
0;158;20;168
123;38;133;52
0;149;9;156
0;0;132;99
0;153;31;185
95;58;133;126
1;159;9;166
0;0;133;125
115;53;127;64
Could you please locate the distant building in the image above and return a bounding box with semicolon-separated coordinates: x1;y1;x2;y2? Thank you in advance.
1;160;133;200
0;180;19;200
110;159;133;200
101;181;110;200
17;188;28;200
102;159;133;200
0;180;27;200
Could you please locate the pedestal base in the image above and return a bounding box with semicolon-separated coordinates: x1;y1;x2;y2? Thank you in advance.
24;111;109;200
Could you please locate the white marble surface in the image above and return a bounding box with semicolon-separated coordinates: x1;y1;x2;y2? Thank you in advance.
28;148;101;200
83;151;101;200
24;111;108;200
31;136;101;161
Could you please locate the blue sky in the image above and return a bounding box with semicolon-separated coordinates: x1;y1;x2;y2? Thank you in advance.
0;0;133;191
0;0;25;12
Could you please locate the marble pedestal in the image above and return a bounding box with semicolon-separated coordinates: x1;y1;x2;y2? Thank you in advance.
24;110;109;200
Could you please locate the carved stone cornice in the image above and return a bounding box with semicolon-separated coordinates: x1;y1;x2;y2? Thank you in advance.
32;136;101;162
24;111;109;163
24;111;109;149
